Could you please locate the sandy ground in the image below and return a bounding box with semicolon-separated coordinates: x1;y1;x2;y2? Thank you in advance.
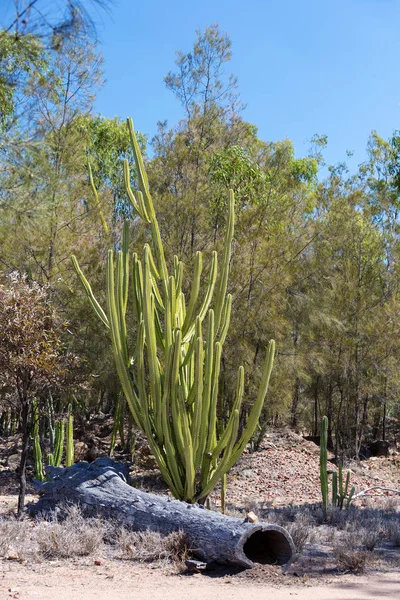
1;560;399;600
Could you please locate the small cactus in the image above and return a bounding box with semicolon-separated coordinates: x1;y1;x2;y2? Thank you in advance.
320;416;355;512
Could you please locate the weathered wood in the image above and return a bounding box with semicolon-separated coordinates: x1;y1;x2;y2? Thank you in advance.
29;458;295;569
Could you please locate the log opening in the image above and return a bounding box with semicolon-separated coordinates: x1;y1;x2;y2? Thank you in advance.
240;527;293;565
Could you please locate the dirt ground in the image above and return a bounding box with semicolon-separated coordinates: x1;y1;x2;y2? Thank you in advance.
1;559;399;600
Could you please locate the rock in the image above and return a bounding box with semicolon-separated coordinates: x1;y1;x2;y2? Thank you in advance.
7;454;20;469
74;441;89;462
245;511;259;523
242;469;257;478
185;559;208;572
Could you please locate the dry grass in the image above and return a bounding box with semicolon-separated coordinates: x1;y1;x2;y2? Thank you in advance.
334;534;372;574
115;529;190;565
287;515;315;552
0;517;32;560
35;506;105;558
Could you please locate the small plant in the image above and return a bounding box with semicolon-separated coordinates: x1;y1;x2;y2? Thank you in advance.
334;545;368;574
320;416;355;513
287;517;314;553
116;529;189;564
360;528;382;552
35;506;104;558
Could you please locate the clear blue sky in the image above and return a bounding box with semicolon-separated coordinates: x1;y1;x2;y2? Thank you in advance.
3;0;400;169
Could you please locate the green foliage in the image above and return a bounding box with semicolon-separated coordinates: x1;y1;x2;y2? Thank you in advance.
0;31;46;127
73;118;276;503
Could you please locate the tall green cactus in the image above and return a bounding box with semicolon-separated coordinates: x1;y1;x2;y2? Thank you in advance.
72;118;275;504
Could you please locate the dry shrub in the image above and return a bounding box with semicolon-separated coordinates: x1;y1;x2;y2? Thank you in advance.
335;547;368;574
0;517;31;560
287;515;315;552
116;528;189;564
35;506;104;558
359;528;382;551
334;535;370;574
386;520;400;547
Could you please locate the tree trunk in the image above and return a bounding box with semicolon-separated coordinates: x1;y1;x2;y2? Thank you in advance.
17;399;30;517
30;458;294;569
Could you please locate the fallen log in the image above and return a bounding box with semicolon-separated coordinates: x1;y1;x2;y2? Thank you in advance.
29;457;295;569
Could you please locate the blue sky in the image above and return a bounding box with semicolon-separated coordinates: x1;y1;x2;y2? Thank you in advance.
3;0;400;169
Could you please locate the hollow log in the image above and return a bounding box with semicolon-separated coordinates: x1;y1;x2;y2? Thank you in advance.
29;458;295;569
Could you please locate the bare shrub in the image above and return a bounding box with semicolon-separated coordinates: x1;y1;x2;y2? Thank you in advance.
334;535;369;574
359;529;382;551
35;507;104;558
386;521;400;547
0;517;31;560
335;548;368;574
382;496;400;512
116;529;189;564
287;515;315;552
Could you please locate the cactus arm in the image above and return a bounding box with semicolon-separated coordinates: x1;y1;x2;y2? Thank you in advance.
206;341;222;452
211;365;244;462
136;318;181;498
170;331;186;461
182;251;202;336
221;473;227;514
127;118;169;290
116;251;129;364
338;464;344;501
53;420;65;467
143;247;162;441
320;415;329;512
226;340;275;471
182;251;218;344
160;334;185;498
332;471;338;506
344;469;350;497
131;254;143;319
123;159;150;223
65;403;74;467
72;255;110;329
122;221;130;312
88;162;110;237
191;335;204;469
198;409;240;502
197;309;215;466
214;190;235;334
107;250;144;431
218;294;232;345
